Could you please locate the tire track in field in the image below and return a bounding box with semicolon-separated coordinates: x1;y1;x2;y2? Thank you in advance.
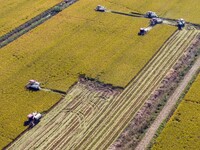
5;30;199;150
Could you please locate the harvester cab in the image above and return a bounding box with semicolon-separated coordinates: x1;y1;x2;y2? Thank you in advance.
177;18;185;30
26;80;41;91
150;18;163;26
27;112;42;128
138;28;148;35
145;11;158;18
95;5;106;12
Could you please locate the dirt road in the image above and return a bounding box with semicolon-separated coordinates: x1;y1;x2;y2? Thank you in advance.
135;56;200;150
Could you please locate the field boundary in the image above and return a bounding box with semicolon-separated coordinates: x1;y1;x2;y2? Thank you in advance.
147;68;200;150
135;56;200;150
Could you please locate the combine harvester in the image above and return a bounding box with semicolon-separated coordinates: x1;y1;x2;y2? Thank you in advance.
139;11;163;35
145;11;158;18
95;7;186;34
25;79;66;95
177;18;185;30
25;80;41;91
162;18;186;30
95;5;106;12
26;112;42;128
138;28;149;35
150;18;163;26
25;81;42;128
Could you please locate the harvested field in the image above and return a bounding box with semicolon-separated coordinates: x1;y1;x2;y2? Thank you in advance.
6;29;199;150
0;0;62;36
152;73;200;150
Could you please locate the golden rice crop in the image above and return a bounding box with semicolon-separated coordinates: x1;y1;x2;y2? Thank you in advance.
108;0;200;24
184;74;200;103
3;0;200;148
0;0;61;36
1;0;199;37
152;74;200;150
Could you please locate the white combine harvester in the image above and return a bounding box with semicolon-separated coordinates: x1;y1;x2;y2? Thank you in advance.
145;11;158;18
25;80;41;91
150;18;163;25
138;28;149;35
27;112;42;127
95;5;106;12
177;18;185;30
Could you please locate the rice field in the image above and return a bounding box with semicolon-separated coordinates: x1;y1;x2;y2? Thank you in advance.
6;29;199;150
0;1;175;147
1;0;200;37
107;0;200;24
1;0;200;149
152;74;200;150
0;0;61;36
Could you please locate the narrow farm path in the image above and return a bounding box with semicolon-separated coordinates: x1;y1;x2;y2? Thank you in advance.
5;29;199;150
135;55;200;150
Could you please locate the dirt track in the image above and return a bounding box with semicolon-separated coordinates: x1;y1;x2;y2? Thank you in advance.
6;29;199;150
135;56;200;150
